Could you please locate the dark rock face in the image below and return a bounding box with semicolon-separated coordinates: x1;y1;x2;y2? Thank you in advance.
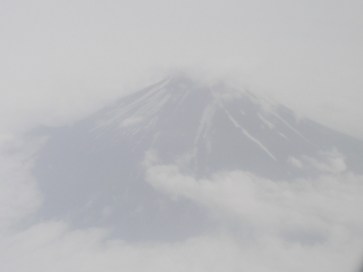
33;75;363;241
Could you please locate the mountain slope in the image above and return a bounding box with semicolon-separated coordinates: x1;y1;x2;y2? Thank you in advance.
33;75;363;241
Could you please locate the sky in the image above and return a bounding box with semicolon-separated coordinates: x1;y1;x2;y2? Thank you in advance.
1;0;363;271
1;0;363;138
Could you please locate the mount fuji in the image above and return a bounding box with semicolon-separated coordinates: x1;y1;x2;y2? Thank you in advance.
34;75;363;241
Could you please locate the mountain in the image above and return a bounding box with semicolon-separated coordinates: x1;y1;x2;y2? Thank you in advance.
33;75;363;241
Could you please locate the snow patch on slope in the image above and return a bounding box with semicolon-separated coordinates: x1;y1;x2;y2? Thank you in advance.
221;106;277;161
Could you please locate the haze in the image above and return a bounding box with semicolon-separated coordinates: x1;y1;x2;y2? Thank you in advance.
1;1;363;271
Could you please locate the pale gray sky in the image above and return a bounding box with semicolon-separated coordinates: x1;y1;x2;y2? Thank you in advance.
1;0;363;138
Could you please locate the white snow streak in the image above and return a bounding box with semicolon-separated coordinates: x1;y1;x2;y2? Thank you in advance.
222;107;277;161
258;113;275;129
273;113;310;144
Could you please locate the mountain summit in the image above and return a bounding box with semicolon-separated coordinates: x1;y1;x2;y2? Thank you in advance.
34;75;363;241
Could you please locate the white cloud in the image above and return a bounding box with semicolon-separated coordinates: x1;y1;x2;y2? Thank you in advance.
0;212;361;272
0;136;43;231
0;139;361;272
144;155;363;271
0;144;361;272
289;150;348;174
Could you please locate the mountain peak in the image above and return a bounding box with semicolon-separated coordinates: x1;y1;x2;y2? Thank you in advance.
34;76;363;241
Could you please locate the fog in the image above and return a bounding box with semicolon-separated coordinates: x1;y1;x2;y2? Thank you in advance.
1;0;363;271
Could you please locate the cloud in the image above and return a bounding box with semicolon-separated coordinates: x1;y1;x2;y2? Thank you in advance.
0;204;361;272
0;1;362;271
289;150;348;174
1;137;362;272
144;153;363;271
0;136;43;231
0;136;361;271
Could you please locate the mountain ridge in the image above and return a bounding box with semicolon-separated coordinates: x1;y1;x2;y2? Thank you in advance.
33;75;363;241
